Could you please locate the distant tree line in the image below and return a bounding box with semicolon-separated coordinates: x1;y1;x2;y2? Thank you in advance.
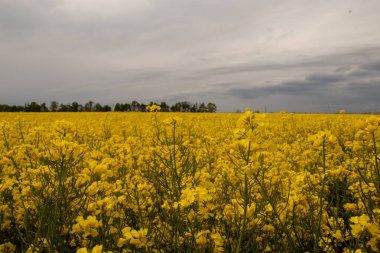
114;101;217;113
0;100;217;113
0;101;111;112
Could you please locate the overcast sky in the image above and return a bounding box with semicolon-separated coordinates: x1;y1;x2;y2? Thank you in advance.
1;0;380;112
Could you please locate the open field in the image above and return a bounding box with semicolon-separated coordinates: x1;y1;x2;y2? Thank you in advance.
0;111;379;252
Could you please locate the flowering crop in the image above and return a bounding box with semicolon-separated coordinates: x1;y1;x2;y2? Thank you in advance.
0;111;379;252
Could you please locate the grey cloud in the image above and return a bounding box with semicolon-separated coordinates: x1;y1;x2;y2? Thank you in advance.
117;70;169;83
306;73;346;83
187;46;380;81
345;80;380;99
226;71;346;100
193;61;316;78
227;80;329;100
335;66;352;72
360;61;380;71
1;1;380;112
0;1;56;38
225;51;380;112
348;59;380;78
348;69;373;77
227;87;264;99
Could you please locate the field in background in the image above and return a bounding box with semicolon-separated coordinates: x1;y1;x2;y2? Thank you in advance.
0;111;379;252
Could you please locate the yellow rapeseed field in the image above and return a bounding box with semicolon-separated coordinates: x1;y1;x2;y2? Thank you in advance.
0;110;379;252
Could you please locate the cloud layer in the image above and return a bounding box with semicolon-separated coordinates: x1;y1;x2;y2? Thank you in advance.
1;0;380;112
226;48;380;112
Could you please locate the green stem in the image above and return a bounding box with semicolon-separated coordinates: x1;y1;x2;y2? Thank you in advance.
372;132;380;194
236;173;248;253
237;141;251;253
315;138;327;251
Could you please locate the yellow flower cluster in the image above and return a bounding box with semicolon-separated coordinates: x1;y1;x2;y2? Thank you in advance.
72;216;103;239
117;227;148;248
0;111;379;252
146;104;161;112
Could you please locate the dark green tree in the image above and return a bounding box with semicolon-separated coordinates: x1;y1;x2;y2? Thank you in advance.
27;101;42;112
94;103;104;112
131;101;140;112
160;101;170;112
114;103;121;111
103;105;112;112
199;102;206;112
58;104;69;112
207;102;217;113
40;103;48;112
71;102;80;112
124;104;131;111
84;101;94;112
181;101;191;112
50;101;59;112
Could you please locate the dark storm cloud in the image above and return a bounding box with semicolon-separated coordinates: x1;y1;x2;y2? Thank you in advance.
347;57;380;78
360;61;380;71
182;46;380;86
225;65;356;100
227;79;333;100
186;53;380;112
306;73;346;83
345;80;380;101
225;53;380;112
348;69;373;77
190;61;319;79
